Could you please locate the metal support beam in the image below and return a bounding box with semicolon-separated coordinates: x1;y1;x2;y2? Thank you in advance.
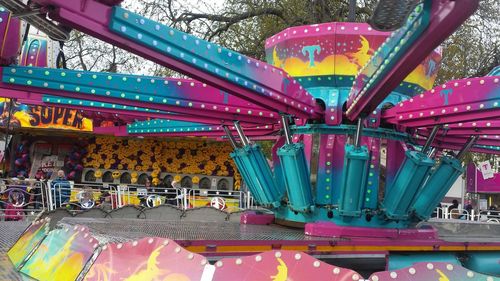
222;125;239;149
354;119;363;148
421;125;441;155
457;136;480;160
234;121;249;147
281;115;292;145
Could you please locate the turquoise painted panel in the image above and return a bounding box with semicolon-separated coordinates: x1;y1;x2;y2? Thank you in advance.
277;143;314;212
412;156;463;220
382;150;434;220
230;144;282;207
128;119;215;134
43;95;166;114
388;253;460;271
4;66;275;120
339;145;369;217
462;252;500;276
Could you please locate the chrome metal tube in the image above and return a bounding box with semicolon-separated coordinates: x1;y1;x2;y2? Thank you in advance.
422;125;441;154
12;8;41;18
354;118;363;147
233;121;249;147
281;115;292;145
457;136;479;160
222;125;239;149
427;147;437;158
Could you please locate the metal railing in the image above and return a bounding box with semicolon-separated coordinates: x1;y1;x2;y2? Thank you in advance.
186;189;250;211
47;182;118;212
41;179;256;212
432;206;500;224
3;177;497;224
0;180;46;221
115;185;183;208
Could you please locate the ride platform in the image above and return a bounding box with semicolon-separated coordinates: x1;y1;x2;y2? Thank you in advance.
2;212;500;280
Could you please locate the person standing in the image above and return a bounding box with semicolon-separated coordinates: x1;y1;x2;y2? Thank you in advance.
138;177;152;208
51;170;71;209
165;180;180;205
448;199;460;219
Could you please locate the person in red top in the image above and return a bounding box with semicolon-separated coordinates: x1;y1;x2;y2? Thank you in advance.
4;192;24;221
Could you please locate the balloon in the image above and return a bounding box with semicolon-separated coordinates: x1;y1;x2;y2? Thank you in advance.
75;164;84;171
68;171;76;179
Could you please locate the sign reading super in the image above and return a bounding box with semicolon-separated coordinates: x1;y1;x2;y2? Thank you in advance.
28;106;88;129
0;98;93;131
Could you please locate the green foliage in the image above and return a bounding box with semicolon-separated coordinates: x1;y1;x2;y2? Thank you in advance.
437;0;500;84
256;140;275;159
65;0;499;88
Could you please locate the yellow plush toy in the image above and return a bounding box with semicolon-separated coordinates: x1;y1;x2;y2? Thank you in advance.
112;170;121;179
94;170;103;178
192;176;200;184
131;172;138;184
152;177;160;186
174;174;181;182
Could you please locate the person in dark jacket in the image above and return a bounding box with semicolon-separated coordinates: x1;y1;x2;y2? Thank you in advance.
448;199;459;212
448;199;460;219
51;170;71;208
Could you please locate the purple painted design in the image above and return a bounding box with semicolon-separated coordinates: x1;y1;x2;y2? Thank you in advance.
305;221;437;240
0;9;23;65
414;119;500;136
85;237;206;280
384;76;500;127
213;250;361;281
19;36;50;67
466;164;500;193
412;138;500;155
413;133;500;152
240;211;275;225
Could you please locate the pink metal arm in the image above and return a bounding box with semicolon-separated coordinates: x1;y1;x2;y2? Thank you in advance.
0;67;280;124
383;76;500;127
32;0;323;119
415;120;500;136
413;138;500;155
346;0;479;120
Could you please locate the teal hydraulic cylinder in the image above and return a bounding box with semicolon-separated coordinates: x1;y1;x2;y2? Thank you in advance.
381;150;434;220
388;253;460;271
462;252;500;276
230;144;282;207
339;144;369;217
412;156;463;220
277;143;314;212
